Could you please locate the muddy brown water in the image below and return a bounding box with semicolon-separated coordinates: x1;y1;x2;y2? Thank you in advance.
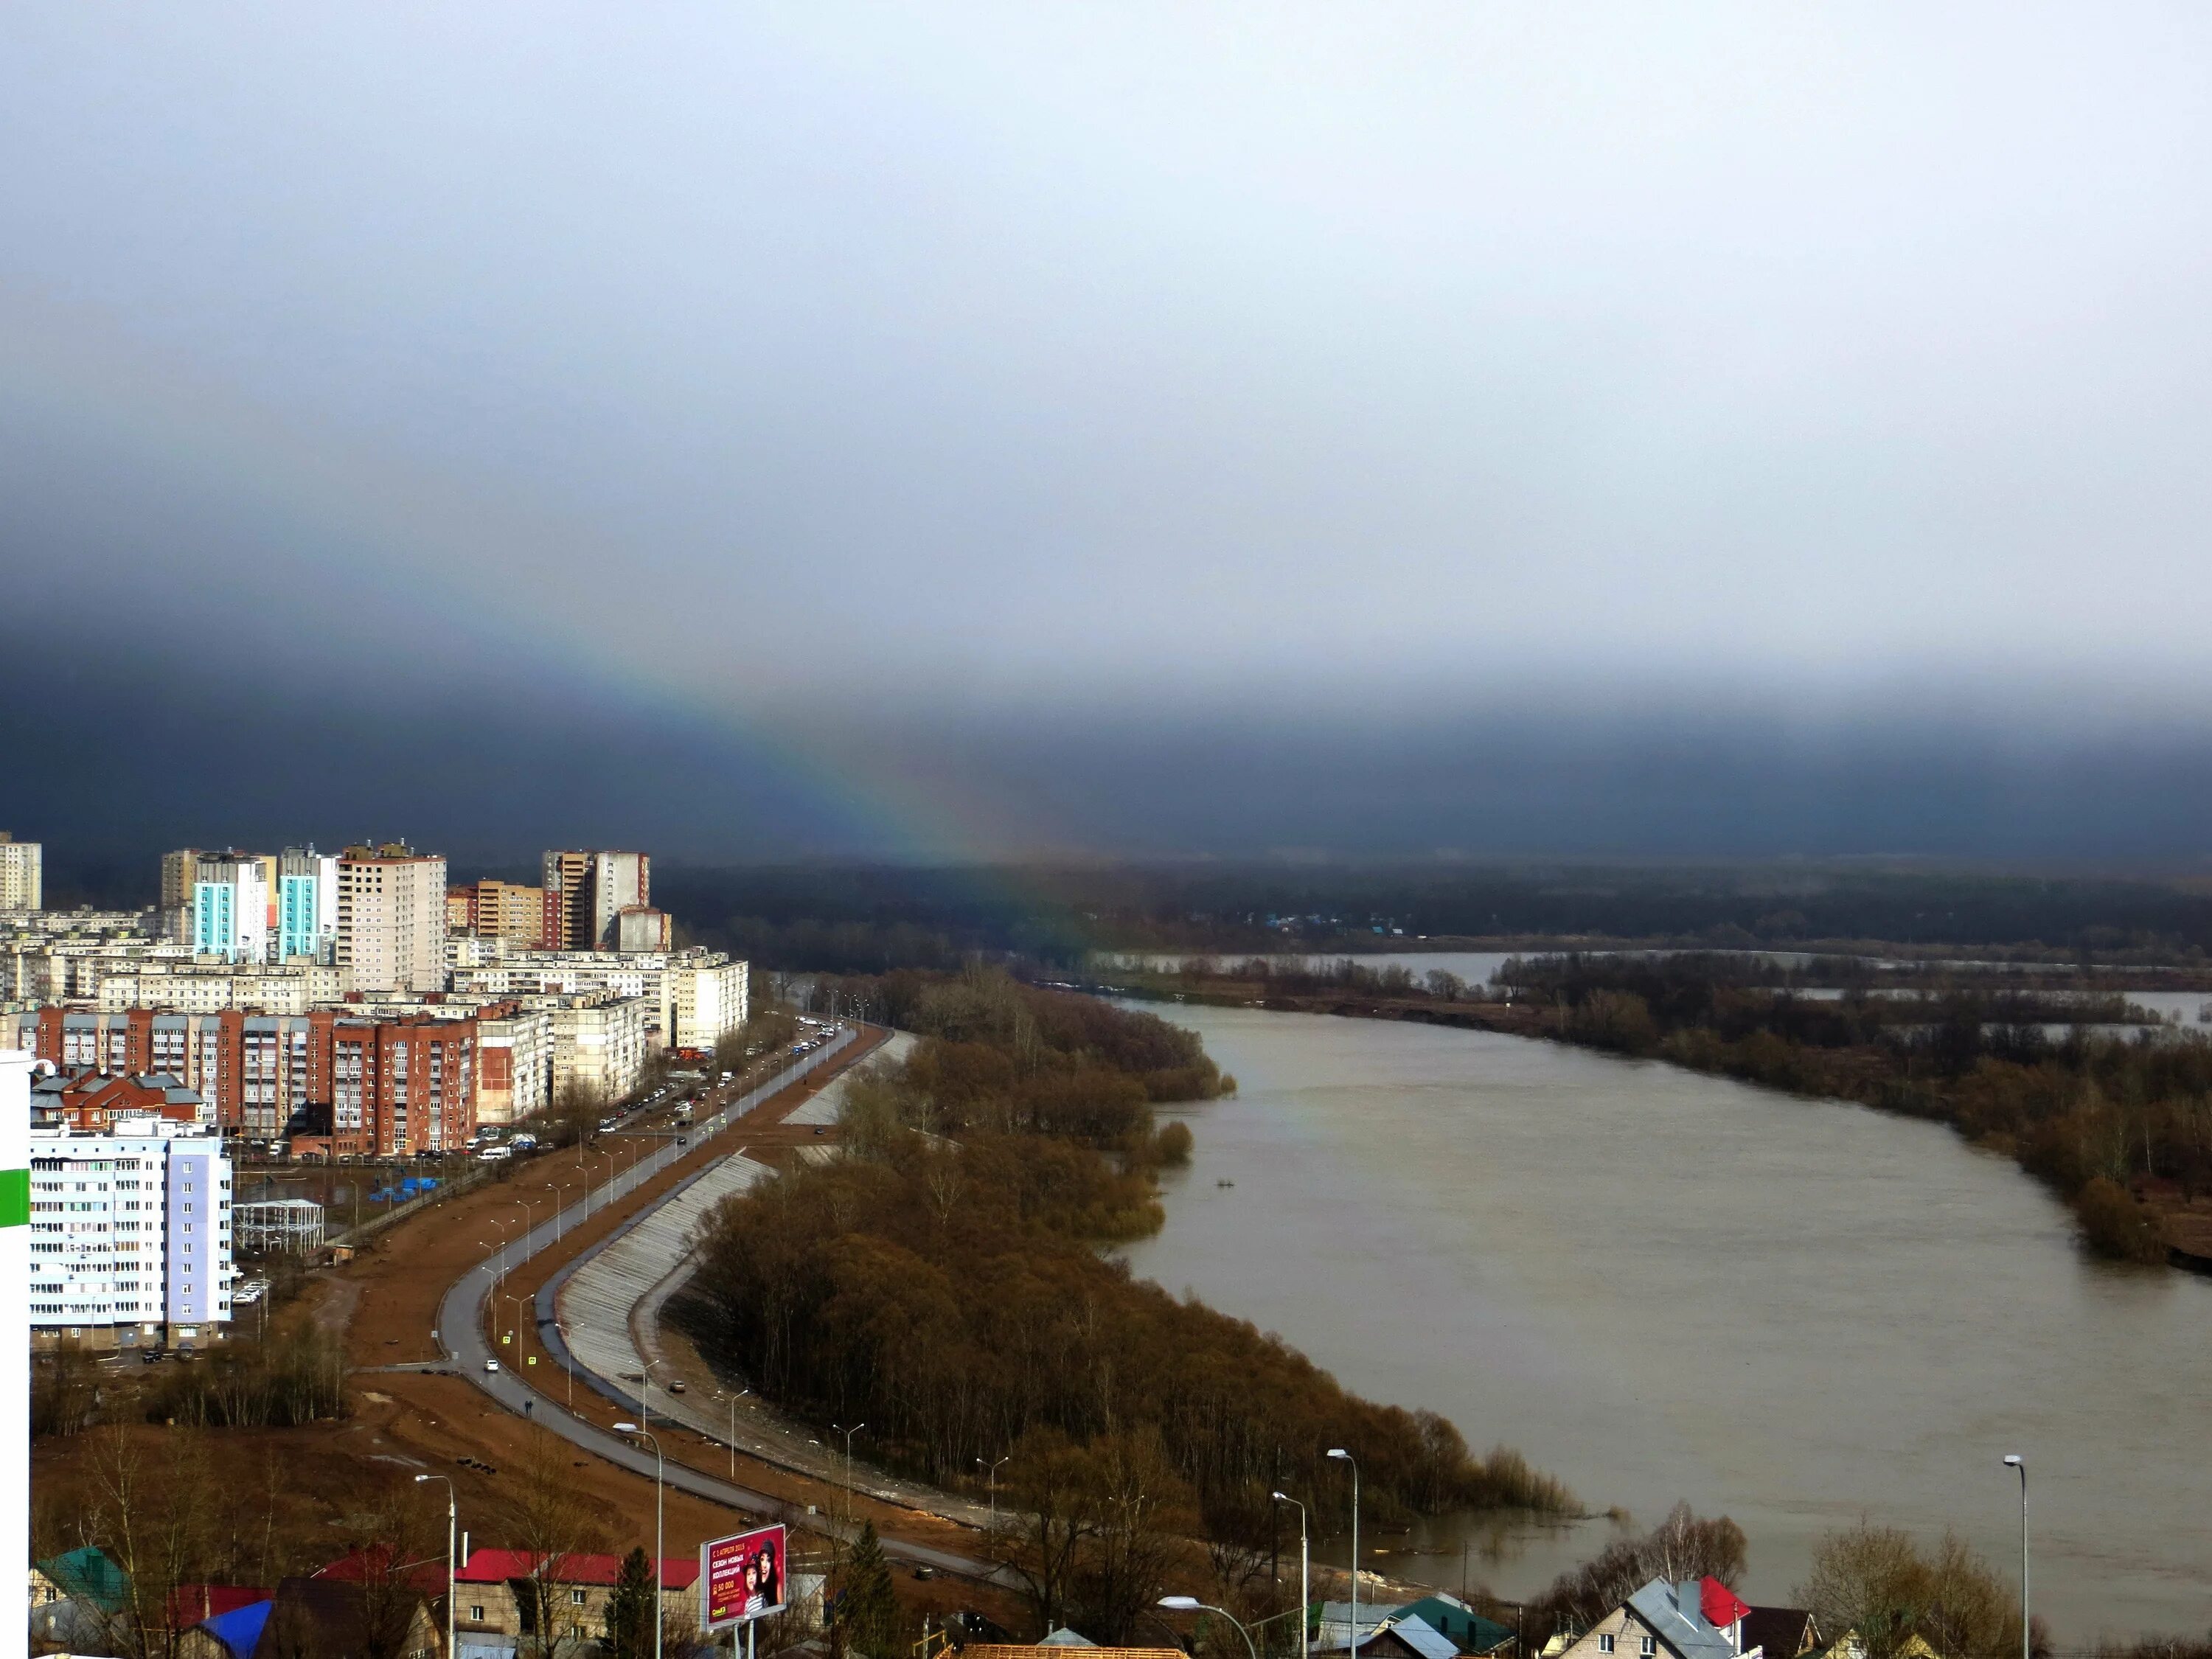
1115;1001;2212;1643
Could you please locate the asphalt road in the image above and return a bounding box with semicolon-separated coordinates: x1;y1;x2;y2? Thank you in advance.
428;1030;1017;1590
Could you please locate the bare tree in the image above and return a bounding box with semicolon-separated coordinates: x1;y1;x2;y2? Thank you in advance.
501;1425;610;1658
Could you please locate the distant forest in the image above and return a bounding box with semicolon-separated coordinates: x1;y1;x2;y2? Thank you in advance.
43;855;2212;967
653;863;2212;973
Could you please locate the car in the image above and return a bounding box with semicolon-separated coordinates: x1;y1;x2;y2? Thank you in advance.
668;1380;687;1394
485;1357;501;1373
140;1348;165;1365
911;1566;936;1582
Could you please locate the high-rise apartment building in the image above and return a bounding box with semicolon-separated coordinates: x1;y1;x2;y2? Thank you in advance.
278;846;340;962
337;844;447;993
160;848;200;942
0;833;43;910
191;854;270;964
306;1010;475;1157
542;849;650;951
26;1117;233;1351
449;879;548;947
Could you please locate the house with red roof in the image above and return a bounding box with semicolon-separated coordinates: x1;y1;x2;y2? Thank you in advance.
453;1548;698;1650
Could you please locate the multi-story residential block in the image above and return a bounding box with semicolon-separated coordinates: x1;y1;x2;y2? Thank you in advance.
26;1116;233;1351
471;1001;552;1124
447;946;747;1051
670;955;748;1052
337;844;447;993
278;846;340;962
549;993;649;1105
613;905;672;952
449;879;549;947
306;1010;476;1157
192;853;271;964
91;961;348;1015
541;849;650;951
0;832;42;910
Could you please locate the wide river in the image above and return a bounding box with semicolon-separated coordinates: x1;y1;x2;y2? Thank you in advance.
1115;1001;2212;1642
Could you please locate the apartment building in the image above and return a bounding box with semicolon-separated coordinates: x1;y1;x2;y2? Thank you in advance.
93;963;349;1015
448;946;748;1051
541;849;649;951
192;854;271;964
337;844;447;993
0;832;42;910
26;1118;233;1351
670;956;748;1051
306;1010;476;1157
278;846;340;962
471;1001;552;1124
448;879;548;947
549;994;648;1104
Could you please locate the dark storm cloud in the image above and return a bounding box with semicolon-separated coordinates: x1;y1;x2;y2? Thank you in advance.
6;4;2212;865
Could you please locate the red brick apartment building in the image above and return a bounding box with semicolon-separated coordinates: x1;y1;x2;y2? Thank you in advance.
18;1006;484;1156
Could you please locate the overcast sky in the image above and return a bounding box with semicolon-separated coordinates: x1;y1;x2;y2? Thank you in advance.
7;4;2212;863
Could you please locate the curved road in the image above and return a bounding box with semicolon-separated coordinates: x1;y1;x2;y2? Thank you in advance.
430;1029;1015;1590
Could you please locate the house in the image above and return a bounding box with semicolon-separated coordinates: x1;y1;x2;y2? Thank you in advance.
453;1548;700;1649
169;1584;275;1629
1737;1610;1818;1659
960;1647;1185;1659
176;1599;276;1659
1397;1594;1518;1656
1551;1580;1764;1659
254;1574;440;1659
30;1545;132;1649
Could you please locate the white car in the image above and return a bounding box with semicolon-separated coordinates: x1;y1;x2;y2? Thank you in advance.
485;1357;501;1373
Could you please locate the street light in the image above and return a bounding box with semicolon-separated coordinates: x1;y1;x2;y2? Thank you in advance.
834;1421;866;1541
546;1180;567;1241
714;1388;751;1480
615;1423;665;1659
1327;1450;1360;1659
2002;1455;2028;1659
554;1318;575;1408
1161;1598;1259;1659
640;1357;668;1433
1272;1492;1308;1654
977;1454;1012;1535
414;1474;456;1659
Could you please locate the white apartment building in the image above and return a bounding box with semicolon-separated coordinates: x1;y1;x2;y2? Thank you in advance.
278;846;341;963
473;1003;553;1124
337;844;448;994
671;956;748;1051
93;962;349;1016
27;1119;233;1350
448;947;748;1051
0;833;42;910
549;993;650;1105
192;855;270;964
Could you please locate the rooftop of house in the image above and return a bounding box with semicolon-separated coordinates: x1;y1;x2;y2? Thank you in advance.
457;1548;700;1590
1623;1579;1748;1659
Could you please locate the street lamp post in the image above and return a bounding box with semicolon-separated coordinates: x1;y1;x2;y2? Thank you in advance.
414;1474;456;1659
616;1423;665;1659
554;1318;575;1407
834;1422;867;1543
2003;1455;2028;1659
1327;1450;1359;1659
714;1388;751;1479
640;1357;667;1433
1272;1492;1308;1655
1161;1598;1259;1659
977;1454;1012;1536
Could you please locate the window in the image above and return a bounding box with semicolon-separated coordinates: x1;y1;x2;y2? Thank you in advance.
569;1589;587;1606
1642;1641;1656;1656
470;1607;485;1624
1600;1639;1616;1655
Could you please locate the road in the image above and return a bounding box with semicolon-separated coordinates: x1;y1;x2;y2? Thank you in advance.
429;1028;1017;1590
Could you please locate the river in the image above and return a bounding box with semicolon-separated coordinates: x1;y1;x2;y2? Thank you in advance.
1114;1001;2212;1642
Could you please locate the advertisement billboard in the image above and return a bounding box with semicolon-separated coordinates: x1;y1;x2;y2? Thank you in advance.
700;1523;787;1630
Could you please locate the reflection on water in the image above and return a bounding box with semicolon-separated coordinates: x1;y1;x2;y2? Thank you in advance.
1115;1003;2212;1641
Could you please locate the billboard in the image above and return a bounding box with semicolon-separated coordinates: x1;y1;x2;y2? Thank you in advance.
700;1523;787;1630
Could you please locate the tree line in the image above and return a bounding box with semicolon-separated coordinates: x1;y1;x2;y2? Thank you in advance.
1495;954;2212;1262
681;970;1576;1640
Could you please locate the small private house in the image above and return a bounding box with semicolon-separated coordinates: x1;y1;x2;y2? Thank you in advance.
1397;1593;1520;1656
1312;1603;1475;1659
1551;1579;1763;1659
453;1548;701;1649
